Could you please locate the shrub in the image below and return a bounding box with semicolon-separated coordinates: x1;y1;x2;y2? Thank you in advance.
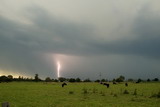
150;91;160;98
101;92;105;96
123;89;129;94
110;92;113;95
69;91;74;94
133;89;137;95
100;91;105;96
82;88;88;94
92;88;98;93
158;91;160;98
113;94;118;97
82;88;89;99
120;88;123;94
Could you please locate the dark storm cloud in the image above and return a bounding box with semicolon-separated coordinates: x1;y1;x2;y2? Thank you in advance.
0;7;94;78
0;17;54;77
1;6;160;56
89;8;160;58
0;5;160;79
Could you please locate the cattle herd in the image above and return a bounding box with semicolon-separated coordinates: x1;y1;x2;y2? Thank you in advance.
62;82;129;88
100;82;128;88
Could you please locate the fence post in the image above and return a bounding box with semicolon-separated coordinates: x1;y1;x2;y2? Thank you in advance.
2;102;10;107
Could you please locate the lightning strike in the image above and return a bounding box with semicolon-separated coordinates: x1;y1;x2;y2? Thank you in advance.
57;61;61;78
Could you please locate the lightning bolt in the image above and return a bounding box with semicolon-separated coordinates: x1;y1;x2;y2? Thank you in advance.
57;61;61;78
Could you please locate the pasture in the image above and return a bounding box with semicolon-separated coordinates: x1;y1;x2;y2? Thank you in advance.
0;82;159;107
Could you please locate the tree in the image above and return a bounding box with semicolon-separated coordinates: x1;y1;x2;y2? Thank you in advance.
105;79;108;82
34;74;41;82
120;75;125;80
83;78;91;82
0;75;8;82
75;78;81;82
69;78;76;82
8;75;13;79
112;78;116;82
45;77;52;82
128;78;133;82
8;75;13;82
95;79;100;82
147;78;151;82
18;76;22;81
153;78;159;81
116;75;125;82
58;77;66;82
137;78;142;83
101;79;106;82
54;79;58;82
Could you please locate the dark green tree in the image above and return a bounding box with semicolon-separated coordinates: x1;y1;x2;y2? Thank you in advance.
0;75;8;82
112;78;116;82
45;77;52;82
8;75;13;82
34;74;40;82
153;78;159;81
128;78;133;82
54;79;58;82
147;78;151;82
95;79;100;82
58;77;66;82
69;78;76;82
83;78;91;82
137;78;142;83
18;76;22;81
75;78;81;82
101;79;106;82
116;75;125;82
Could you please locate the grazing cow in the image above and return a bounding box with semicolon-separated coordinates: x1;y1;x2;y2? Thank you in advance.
136;81;140;83
125;83;128;87
113;82;116;84
103;83;110;88
62;83;67;87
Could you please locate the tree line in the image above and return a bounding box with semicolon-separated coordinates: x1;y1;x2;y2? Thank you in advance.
0;74;159;83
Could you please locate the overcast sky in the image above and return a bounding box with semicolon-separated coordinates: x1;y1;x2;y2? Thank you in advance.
0;0;160;80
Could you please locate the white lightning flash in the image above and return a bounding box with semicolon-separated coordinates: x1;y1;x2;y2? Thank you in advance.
57;61;61;78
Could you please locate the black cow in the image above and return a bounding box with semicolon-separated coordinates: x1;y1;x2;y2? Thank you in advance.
103;83;110;88
125;83;128;87
62;83;67;87
113;82;116;84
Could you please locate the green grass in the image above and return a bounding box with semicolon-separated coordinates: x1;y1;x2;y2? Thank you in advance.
0;82;160;107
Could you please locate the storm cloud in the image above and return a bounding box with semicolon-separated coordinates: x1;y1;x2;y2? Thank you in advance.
0;0;160;79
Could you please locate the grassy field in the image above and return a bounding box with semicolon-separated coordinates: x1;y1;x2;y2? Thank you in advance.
0;82;160;107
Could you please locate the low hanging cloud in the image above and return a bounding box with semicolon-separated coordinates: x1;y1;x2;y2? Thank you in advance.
0;6;95;78
0;3;160;79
